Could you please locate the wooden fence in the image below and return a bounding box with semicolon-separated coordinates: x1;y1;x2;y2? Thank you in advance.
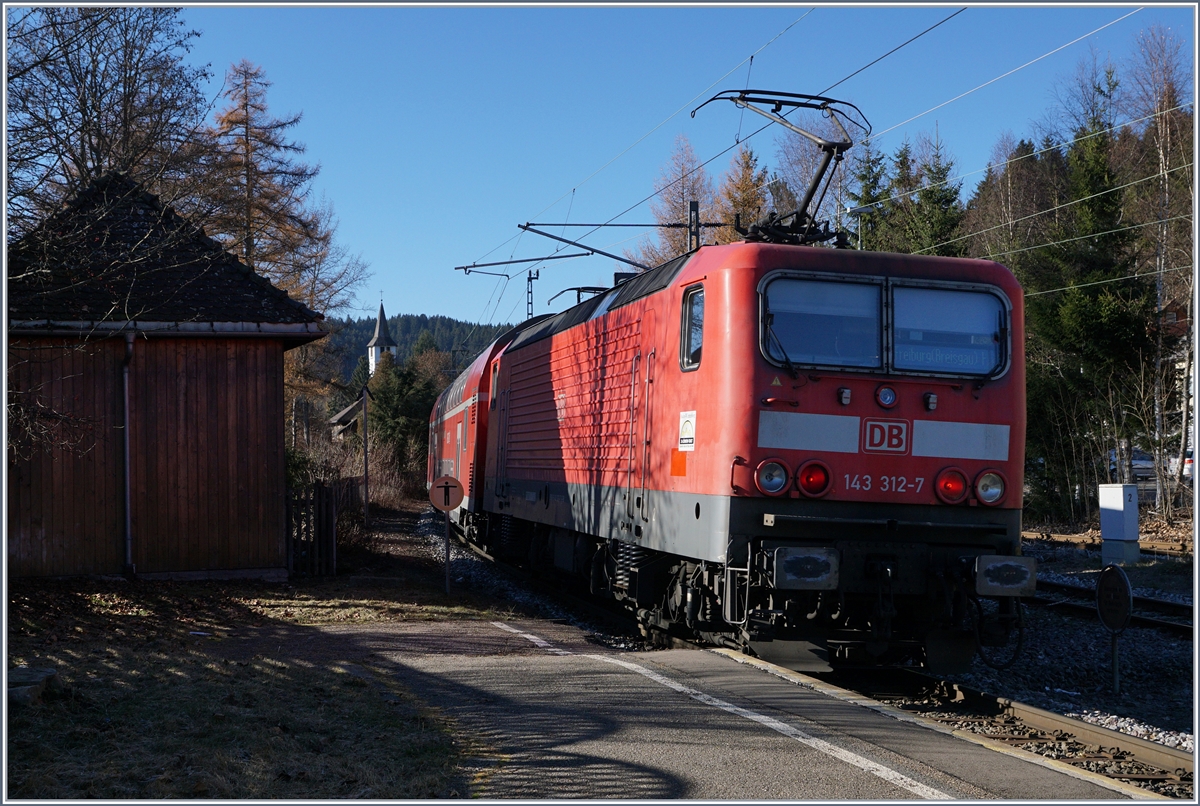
285;477;365;578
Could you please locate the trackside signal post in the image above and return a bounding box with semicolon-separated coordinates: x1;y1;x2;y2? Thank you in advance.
1096;564;1133;695
429;475;464;594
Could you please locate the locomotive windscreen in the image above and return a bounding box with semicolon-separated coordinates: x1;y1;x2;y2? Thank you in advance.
762;275;1010;377
764;278;882;368
892;286;1005;375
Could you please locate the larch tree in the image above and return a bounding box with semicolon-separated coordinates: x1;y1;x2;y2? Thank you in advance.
204;61;371;448
713;145;768;245
206;59;321;280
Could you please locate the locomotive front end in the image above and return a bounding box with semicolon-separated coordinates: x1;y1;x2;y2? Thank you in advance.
708;245;1032;672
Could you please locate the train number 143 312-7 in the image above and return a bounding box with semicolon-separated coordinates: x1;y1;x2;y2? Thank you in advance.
843;474;925;493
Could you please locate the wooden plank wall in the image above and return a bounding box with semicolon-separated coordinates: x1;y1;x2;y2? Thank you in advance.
129;338;286;573
7;336;287;576
7;338;125;576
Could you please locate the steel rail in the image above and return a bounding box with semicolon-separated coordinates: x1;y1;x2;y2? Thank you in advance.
897;671;1195;778
1037;579;1193;620
444;514;1192;794
1029;594;1193;638
1024;531;1192;557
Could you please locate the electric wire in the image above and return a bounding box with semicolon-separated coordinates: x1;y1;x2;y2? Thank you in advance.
476;5;973;280
864;7;1144;144
467;8;815;268
818;8;966;95
1024;264;1192;297
735;55;755;144
467;9;816;323
857;101;1194;224
610;5;1014;240
475;6;1158;324
982;213;1192;261
913;161;1193;255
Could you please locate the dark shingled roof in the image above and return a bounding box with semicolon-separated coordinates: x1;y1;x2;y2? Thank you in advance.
366;302;397;348
7;173;325;330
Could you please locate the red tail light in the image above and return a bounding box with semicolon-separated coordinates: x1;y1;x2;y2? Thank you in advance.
797;460;831;497
935;468;969;504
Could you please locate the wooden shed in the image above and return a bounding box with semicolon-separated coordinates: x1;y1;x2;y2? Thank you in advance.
7;174;326;579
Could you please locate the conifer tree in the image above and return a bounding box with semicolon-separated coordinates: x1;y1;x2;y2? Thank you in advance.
909;135;965;256
713;146;768;244
846;143;889;250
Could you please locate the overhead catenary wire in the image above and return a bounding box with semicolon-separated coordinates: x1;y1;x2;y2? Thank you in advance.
913;160;1194;256
478;6;1158;325
863;101;1195;226
818;8;967;96
982;213;1193;261
1024;264;1193;297
613;2;1081;243
468;8;816;270
864;7;1144;145
478;5;980;289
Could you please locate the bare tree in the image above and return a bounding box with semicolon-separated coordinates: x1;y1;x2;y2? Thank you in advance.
5;7;213;236
627;134;717;268
1121;24;1194;515
774;109;856;232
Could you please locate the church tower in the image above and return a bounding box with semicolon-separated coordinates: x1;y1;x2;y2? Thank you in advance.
367;302;398;375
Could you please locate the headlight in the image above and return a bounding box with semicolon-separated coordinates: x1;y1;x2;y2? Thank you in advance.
935;467;969;504
755;459;790;496
974;471;1006;505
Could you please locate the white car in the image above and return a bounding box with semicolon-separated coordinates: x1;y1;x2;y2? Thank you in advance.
1168;449;1193;484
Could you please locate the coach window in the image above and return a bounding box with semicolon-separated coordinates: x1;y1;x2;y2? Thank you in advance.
680;285;704;371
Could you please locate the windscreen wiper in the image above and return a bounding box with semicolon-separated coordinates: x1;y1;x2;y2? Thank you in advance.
765;311;799;380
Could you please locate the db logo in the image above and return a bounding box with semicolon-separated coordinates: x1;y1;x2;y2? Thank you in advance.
863;419;909;453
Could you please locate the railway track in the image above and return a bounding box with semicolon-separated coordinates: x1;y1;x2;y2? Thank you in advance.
1032;579;1193;638
447;524;1193;798
1023;530;1193;557
828;668;1194;799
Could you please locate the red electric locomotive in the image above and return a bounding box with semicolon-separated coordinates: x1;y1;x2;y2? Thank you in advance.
430;91;1034;672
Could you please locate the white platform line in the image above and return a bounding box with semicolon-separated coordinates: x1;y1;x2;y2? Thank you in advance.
488;622;950;800
490;621;574;654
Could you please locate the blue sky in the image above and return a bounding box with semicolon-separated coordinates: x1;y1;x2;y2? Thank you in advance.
180;4;1196;328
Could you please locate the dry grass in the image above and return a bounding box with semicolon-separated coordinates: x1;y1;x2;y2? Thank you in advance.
5;503;536;799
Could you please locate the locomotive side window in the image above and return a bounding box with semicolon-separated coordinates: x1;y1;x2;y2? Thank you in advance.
892;287;1005;375
764;279;881;369
680;285;704;371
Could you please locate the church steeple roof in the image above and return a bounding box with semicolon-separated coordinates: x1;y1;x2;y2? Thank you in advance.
366;302;397;348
